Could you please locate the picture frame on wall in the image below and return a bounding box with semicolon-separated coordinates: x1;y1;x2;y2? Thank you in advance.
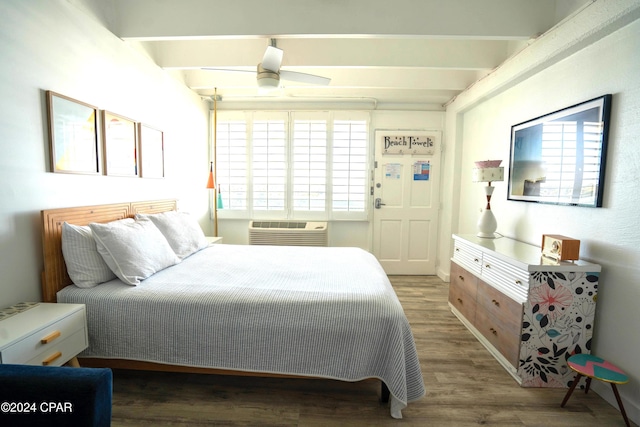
138;123;165;178
46;91;101;175
102;111;138;177
507;94;612;208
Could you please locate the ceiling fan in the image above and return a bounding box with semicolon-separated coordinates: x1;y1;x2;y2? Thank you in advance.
203;39;331;92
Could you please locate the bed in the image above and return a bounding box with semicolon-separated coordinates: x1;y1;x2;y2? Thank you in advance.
41;200;425;418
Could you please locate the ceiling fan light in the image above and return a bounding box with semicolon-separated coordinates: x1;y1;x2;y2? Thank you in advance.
257;63;280;92
257;76;280;90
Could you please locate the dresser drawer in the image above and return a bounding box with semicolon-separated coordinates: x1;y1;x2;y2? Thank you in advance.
25;329;88;366
476;279;523;326
481;253;529;303
450;261;478;299
474;308;521;367
1;309;86;364
452;240;482;275
449;278;477;322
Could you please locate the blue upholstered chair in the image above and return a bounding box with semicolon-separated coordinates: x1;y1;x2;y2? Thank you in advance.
0;364;112;427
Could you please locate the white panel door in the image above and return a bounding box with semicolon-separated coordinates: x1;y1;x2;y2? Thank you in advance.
372;130;441;275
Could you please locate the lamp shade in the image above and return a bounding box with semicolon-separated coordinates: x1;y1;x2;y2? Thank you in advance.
472;167;504;183
206;162;215;189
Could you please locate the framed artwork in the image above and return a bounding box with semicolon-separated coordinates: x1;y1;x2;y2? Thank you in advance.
138;123;165;178
102;111;138;177
507;95;612;207
46;91;101;174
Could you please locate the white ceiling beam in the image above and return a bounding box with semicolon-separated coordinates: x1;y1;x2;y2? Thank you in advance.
154;38;512;70
113;0;555;40
185;68;483;91
201;87;458;107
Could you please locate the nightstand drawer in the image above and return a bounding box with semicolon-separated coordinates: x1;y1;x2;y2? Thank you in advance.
1;309;86;364
25;329;88;366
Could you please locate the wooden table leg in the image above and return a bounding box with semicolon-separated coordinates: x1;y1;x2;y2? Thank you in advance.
66;356;81;368
611;384;630;427
561;373;583;407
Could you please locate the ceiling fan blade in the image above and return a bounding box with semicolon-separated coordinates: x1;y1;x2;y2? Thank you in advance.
262;45;283;72
279;70;331;86
202;68;254;74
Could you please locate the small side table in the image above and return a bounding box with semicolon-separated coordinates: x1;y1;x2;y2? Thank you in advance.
0;303;88;367
561;353;630;427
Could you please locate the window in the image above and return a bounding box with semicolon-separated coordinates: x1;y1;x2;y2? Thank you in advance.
215;120;247;210
213;111;370;220
252;119;287;210
293;119;327;211
332;120;368;212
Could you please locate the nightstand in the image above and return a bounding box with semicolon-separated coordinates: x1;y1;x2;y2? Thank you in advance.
206;236;223;244
0;303;87;366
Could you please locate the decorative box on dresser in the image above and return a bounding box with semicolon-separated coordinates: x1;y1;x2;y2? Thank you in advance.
0;303;87;366
449;234;601;388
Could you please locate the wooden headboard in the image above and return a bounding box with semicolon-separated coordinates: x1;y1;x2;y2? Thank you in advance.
41;199;178;303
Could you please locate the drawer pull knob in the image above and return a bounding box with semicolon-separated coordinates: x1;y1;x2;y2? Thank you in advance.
41;330;61;344
474;258;479;263
492;299;500;307
515;280;522;286
42;351;62;366
489;328;497;336
455;248;460;252
457;298;463;304
485;264;491;268
458;275;464;281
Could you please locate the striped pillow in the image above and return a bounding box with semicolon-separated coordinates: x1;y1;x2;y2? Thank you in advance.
135;211;208;260
90;218;180;286
61;221;130;288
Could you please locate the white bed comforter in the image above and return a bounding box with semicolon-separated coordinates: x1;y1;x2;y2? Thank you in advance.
58;244;425;417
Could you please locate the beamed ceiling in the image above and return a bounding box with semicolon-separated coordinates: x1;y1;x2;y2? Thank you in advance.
84;0;591;108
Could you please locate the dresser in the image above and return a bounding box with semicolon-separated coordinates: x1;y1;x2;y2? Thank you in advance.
449;234;601;388
0;303;87;366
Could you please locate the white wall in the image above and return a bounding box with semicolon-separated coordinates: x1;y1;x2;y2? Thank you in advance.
0;0;210;307
441;2;640;423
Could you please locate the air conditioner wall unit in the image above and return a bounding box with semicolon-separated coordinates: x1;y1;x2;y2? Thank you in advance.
248;221;328;246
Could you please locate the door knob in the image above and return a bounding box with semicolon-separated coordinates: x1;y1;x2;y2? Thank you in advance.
375;198;385;209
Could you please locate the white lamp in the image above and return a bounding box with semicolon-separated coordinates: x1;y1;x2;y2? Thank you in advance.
472;161;504;238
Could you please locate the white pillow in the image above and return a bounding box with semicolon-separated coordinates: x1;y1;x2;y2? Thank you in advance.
89;217;180;285
61;219;133;288
135;211;208;260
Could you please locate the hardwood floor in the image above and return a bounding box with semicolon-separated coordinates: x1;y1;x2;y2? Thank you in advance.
110;276;633;426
